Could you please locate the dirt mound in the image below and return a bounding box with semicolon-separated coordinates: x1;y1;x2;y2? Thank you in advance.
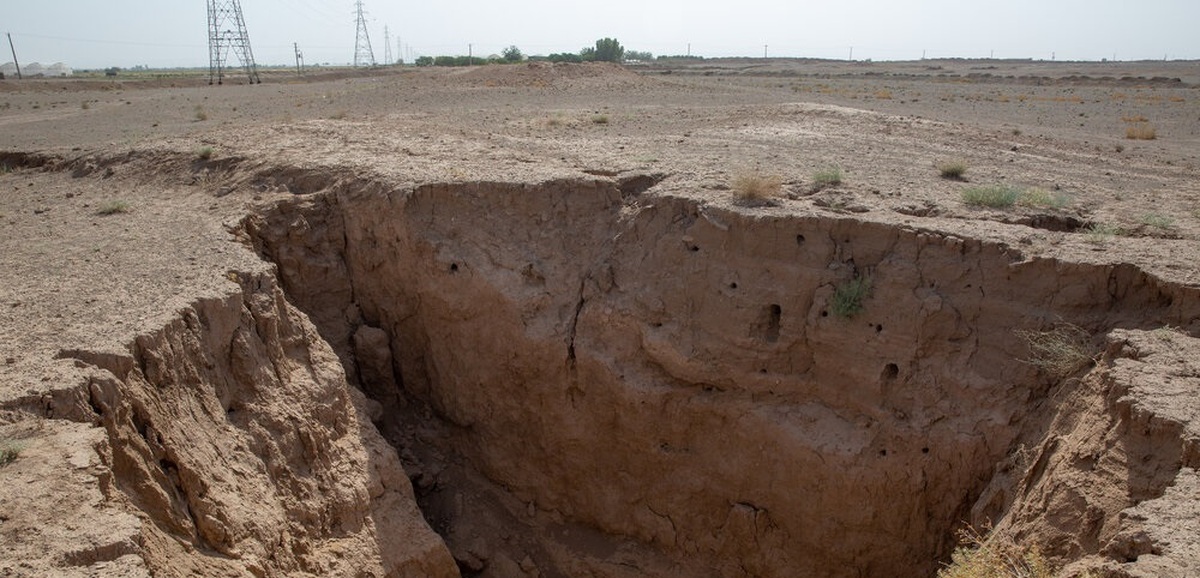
451;61;650;89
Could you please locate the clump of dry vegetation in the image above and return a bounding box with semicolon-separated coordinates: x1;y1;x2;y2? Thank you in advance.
193;105;208;122
938;528;1059;578
1016;322;1094;379
1125;123;1157;140
1122;116;1157;140
96;200;131;216
591;114;610;125
196;146;214;160
937;160;969;180
731;172;783;203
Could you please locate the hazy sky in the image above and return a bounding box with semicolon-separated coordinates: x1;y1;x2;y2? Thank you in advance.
4;0;1198;69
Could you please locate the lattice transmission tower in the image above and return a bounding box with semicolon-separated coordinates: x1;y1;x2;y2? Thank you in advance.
353;0;376;67
207;0;261;84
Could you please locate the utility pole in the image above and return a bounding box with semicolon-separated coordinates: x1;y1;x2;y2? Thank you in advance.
687;42;691;57
384;25;392;65
6;33;20;79
763;44;768;58
848;46;853;61
353;0;376;67
468;43;473;59
294;42;303;75
207;0;261;84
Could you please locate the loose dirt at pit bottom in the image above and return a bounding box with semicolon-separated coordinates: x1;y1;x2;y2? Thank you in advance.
1;60;1199;578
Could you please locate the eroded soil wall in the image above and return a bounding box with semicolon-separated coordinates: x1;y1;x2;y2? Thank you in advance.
247;176;1200;577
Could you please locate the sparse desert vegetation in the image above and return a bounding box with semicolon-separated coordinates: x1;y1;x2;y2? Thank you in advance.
811;166;844;191
0;440;22;467
830;275;871;319
962;185;1021;208
1017;187;1070;209
936;160;969;180
1016;322;1094;379
96;200;131;215
731;171;783;203
937;528;1065;578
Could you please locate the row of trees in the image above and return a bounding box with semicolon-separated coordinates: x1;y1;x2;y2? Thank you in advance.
415;38;649;67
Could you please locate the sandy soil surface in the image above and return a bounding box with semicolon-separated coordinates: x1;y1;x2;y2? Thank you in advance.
1;59;1198;577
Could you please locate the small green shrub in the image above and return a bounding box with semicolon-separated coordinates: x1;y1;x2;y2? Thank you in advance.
1141;213;1175;230
731;172;783;203
193;106;208;122
96;200;131;215
196;146;214;160
1016;322;1093;379
962;185;1021;208
0;441;22;467
831;276;871;319
937;160;969;180
1083;222;1121;244
591;114;610;125
811;166;843;190
1018;187;1069;209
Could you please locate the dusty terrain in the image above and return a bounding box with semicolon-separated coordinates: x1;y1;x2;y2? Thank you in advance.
1;59;1198;577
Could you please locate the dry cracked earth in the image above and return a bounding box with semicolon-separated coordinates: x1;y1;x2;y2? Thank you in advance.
1;59;1199;578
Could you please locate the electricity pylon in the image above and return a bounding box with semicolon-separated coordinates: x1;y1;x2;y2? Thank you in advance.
384;25;392;65
207;0;261;84
353;1;376;67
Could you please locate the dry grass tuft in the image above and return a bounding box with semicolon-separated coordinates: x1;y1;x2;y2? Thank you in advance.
936;160;969;180
96;200;131;216
731;172;783;202
1016;322;1094;379
938;527;1060;578
1125;122;1157;140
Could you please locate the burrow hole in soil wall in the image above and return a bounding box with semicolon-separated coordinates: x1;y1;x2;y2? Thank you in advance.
245;175;1196;578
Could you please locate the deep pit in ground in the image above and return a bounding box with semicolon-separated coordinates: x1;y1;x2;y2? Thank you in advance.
240;172;1199;577
2;152;1197;578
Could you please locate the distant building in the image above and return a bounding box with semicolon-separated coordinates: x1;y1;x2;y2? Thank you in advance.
0;62;17;77
22;62;45;76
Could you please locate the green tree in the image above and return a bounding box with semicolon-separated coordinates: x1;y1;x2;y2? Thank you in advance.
415;56;434;67
584;38;624;62
502;45;524;62
625;50;653;61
